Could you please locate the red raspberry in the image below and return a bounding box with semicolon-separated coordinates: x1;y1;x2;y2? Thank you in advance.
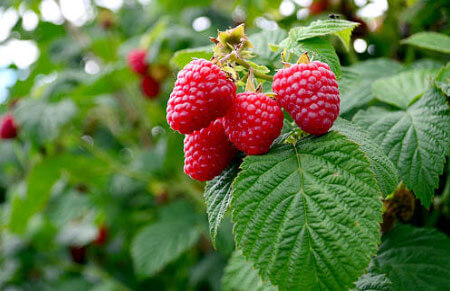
273;61;339;136
127;49;148;75
184;119;237;181
93;225;108;246
0;114;18;139
167;59;236;134
223;92;283;155
141;75;160;99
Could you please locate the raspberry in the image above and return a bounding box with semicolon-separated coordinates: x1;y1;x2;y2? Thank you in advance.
223;92;283;155
93;225;108;246
0;114;18;139
184;119;237;181
167;59;236;134
141;75;160;98
273;61;339;136
127;49;148;75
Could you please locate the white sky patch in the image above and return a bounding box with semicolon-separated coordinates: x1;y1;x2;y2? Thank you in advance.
6;39;40;69
255;17;279;31
0;8;19;42
59;0;94;26
192;16;211;32
297;8;309;20
357;0;388;18
95;0;123;12
40;0;64;24
293;0;312;7
354;0;368;7
22;10;39;31
280;0;296;17
353;38;368;53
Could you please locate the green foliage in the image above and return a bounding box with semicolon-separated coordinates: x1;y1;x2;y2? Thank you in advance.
170;46;214;69
353;273;393;291
435;63;450;95
401;32;450;53
289;19;359;50
354;86;450;207
204;161;240;246
231;132;382;290
372;69;437;108
222;250;276;291
371;224;450;290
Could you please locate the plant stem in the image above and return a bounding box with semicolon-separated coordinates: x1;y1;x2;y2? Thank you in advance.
234;58;274;81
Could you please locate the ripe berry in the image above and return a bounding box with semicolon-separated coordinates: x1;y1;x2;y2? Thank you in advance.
0;114;18;139
184;119;237;181
223;92;283;155
167;59;236;134
69;246;87;264
127;49;148;75
273;61;339;135
141;75;160;98
93;225;108;246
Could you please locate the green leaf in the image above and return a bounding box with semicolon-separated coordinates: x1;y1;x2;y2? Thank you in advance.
231;132;382;291
9;154;108;234
332;119;399;197
281;37;341;79
222;250;276;291
170;46;213;69
435;63;450;96
401;32;450;54
289;19;359;49
14;99;77;144
372;69;437;108
372;224;450;290
354;87;450;207
204;162;240;247
131;202;201;278
339;59;403;115
250;28;287;63
353;272;393;291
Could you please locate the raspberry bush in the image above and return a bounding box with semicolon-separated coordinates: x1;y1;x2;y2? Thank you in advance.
1;1;449;291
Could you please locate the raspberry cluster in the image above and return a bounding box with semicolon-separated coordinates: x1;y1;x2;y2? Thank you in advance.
127;49;160;99
273;61;339;135
167;57;340;182
0;114;18;139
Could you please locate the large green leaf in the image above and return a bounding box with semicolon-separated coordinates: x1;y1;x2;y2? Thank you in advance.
170;46;213;70
231;132;382;291
204;162;240;246
354;87;450;207
435;63;450;96
280;37;341;79
372;69;437;108
14;99;77;144
401;32;450;54
372;224;450;290
131;202;201;278
222;250;276;291
289;19;359;49
353;272;393;291
339;59;403;115
332;119;399;197
9;154;108;234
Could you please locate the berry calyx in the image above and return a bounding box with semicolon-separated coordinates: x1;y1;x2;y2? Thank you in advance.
127;49;148;75
184;119;237;181
141;75;160;99
223;92;283;155
0;114;18;139
167;59;236;134
273;61;339;136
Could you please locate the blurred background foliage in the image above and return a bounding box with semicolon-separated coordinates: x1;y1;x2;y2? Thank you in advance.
0;0;448;290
